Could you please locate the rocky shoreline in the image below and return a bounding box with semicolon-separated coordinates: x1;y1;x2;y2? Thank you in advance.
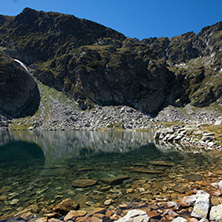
3;178;222;222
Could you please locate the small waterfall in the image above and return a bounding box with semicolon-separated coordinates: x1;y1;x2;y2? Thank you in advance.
14;59;29;73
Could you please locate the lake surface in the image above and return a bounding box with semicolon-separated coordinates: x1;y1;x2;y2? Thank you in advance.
0;130;222;218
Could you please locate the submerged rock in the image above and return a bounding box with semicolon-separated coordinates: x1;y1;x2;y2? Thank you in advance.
101;175;130;185
52;198;80;215
64;210;87;221
104;199;114;206
149;160;174;167
185;174;203;182
72;179;98;188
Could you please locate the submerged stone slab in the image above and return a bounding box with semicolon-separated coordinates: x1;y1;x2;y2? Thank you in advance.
185;174;203;182
102;175;130;185
149;160;174;167
53;198;80;215
115;209;150;222
64;210;87;221
130;168;162;174
72;179;98;188
209;204;222;221
191;190;210;219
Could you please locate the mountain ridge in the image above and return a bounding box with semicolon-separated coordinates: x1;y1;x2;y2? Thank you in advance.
0;8;222;118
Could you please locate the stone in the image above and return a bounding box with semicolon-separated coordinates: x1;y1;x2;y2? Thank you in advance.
126;188;134;194
89;217;103;222
48;219;62;222
215;119;222;125
18;211;34;220
115;209;150;222
218;180;222;192
185;174;202;182
163;209;179;217
198;219;209;222
9;199;19;205
209;204;222;221
189;219;198;222
85;201;95;206
44;212;61;218
172;217;187;222
102;175;130;185
149;160;174;167
64;210;87;221
180;195;197;207
191;190;210;219
163;201;180;210
104;199;114;206
100;185;111;191
52;198;80;215
202;134;215;142
35;218;48;222
82;207;105;216
137;188;145;193
72;179;98;188
131;168;162;174
0;195;7;201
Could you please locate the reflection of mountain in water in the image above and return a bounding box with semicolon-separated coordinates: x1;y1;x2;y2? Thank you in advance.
0;130;205;167
1;131;154;166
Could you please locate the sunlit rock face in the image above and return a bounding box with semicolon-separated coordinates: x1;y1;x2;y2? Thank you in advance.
0;52;40;118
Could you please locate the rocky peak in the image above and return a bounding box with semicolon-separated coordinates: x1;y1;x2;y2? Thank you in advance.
0;8;222;115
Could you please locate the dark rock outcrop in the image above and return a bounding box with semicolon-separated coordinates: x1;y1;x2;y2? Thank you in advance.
0;52;40;118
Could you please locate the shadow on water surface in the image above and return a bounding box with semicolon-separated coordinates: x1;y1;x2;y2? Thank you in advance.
0;141;45;168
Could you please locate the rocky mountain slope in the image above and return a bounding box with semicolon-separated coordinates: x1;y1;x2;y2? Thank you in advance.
0;8;222;121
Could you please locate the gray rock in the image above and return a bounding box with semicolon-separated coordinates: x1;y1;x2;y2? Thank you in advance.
181;195;197;207
218;180;222;192
198;219;209;222
202;135;215;142
115;209;150;222
172;217;187;222
209;204;222;221
104;199;114;206
191;190;210;219
203;132;215;136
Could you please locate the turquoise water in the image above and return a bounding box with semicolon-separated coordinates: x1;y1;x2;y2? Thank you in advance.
0;130;221;217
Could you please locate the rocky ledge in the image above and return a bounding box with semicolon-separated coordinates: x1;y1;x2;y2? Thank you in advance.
155;123;222;150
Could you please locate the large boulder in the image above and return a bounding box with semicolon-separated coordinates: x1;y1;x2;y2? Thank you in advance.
191;190;210;219
0;52;40;118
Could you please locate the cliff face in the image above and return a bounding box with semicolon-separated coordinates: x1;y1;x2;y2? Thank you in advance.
0;8;222;116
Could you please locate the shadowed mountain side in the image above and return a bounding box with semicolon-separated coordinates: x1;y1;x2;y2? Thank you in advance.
0;52;40;118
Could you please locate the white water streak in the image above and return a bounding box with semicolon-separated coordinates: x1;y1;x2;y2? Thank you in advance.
14;59;29;73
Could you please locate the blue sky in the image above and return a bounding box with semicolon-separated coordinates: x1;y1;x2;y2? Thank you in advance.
1;0;222;39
